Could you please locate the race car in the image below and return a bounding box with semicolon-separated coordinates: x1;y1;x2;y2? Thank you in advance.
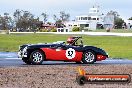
18;36;108;65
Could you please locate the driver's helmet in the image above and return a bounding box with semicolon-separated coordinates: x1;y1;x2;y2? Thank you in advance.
67;37;75;45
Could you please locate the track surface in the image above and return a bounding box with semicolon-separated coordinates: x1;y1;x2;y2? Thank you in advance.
0;52;132;88
0;52;132;67
0;58;132;67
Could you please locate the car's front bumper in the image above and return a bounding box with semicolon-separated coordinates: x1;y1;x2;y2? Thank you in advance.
18;47;28;58
18;51;22;58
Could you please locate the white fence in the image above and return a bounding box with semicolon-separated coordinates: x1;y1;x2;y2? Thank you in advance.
8;31;132;37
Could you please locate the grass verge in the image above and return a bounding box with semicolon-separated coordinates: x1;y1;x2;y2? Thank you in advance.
0;34;132;59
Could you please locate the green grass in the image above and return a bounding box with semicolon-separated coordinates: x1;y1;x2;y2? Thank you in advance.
0;34;132;59
93;29;132;33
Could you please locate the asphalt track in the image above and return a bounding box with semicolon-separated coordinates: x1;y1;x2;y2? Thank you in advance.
0;58;132;67
0;52;132;67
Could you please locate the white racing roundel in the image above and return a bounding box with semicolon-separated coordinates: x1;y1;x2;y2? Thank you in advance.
66;48;76;59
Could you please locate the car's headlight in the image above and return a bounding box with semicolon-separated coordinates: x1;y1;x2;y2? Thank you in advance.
23;46;27;52
22;46;28;57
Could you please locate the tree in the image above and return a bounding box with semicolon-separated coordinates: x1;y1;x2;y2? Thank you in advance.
13;9;21;22
115;18;125;29
41;12;48;24
59;11;70;22
107;10;119;24
107;10;124;29
53;11;70;28
53;14;58;22
55;20;63;28
13;10;42;31
128;17;132;20
0;16;5;30
0;13;12;30
107;10;119;20
13;9;22;30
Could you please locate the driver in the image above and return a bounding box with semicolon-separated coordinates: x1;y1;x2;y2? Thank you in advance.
67;37;76;46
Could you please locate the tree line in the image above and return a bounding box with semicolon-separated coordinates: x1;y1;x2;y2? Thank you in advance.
0;10;70;32
0;9;131;32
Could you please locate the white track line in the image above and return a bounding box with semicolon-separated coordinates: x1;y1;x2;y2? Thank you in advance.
4;58;21;60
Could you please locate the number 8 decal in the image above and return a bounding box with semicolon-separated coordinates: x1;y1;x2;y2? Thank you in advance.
66;48;76;59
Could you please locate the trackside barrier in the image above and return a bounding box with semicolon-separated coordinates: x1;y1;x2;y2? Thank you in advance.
9;32;132;36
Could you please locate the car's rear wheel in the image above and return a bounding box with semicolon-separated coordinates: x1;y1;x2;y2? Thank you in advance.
22;57;31;64
82;50;96;64
29;50;44;65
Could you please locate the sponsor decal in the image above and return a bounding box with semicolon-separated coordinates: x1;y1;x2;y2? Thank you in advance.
66;48;76;59
76;67;131;85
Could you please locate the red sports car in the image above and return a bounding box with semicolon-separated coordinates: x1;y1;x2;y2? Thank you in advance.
18;36;108;65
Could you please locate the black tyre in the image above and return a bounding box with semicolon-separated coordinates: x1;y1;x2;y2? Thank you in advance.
29;50;44;65
76;76;86;85
22;57;31;65
82;50;96;64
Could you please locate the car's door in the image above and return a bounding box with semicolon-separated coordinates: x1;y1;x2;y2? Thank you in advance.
41;44;83;61
64;45;83;61
41;44;66;60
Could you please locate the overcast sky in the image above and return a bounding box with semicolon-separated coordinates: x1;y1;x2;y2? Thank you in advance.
0;0;131;22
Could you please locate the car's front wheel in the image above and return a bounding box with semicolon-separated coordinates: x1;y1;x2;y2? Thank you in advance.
29;50;44;65
82;50;96;64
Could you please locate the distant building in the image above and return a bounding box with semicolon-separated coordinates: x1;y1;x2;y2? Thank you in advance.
64;6;115;32
125;20;132;29
64;6;105;31
57;28;69;32
41;23;56;29
103;14;114;29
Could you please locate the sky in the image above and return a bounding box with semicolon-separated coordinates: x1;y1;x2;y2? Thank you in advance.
0;0;132;22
